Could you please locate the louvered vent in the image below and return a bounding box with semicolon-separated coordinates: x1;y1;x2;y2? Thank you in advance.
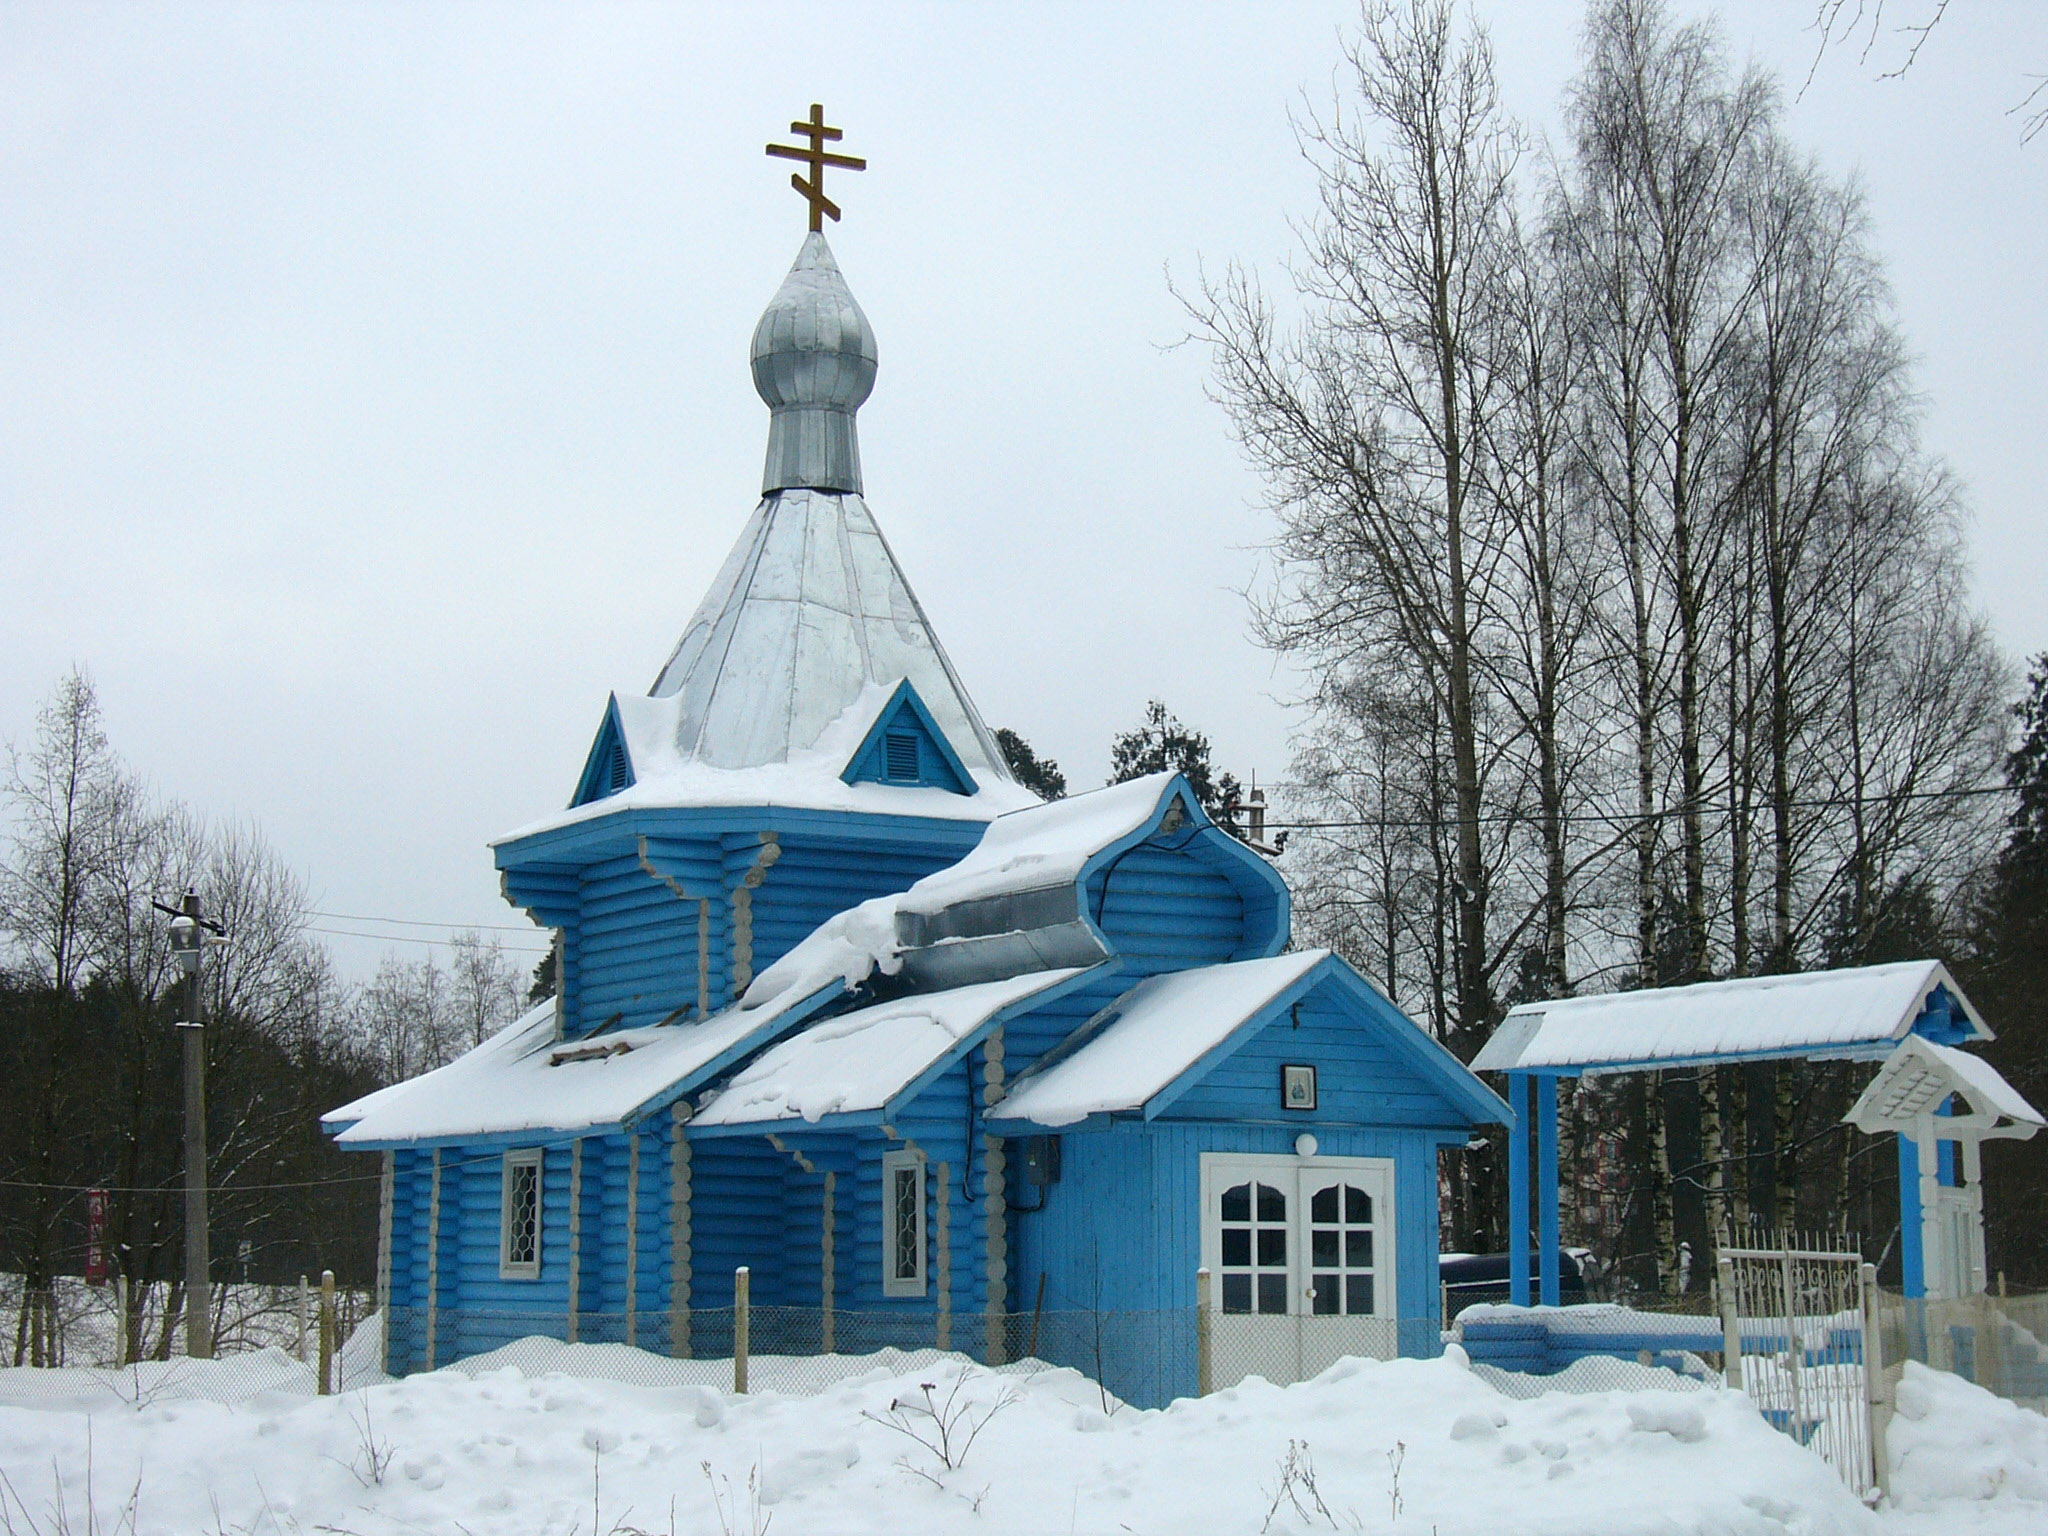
884;731;920;782
607;743;630;793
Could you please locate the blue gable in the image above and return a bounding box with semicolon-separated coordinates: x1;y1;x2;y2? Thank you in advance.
840;679;977;796
569;695;635;808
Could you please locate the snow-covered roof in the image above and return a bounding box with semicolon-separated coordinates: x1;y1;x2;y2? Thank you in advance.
898;773;1178;918
691;968;1087;1130
1844;1034;2044;1138
989;951;1326;1128
498;680;1034;843
1470;960;1989;1076
321;982;840;1146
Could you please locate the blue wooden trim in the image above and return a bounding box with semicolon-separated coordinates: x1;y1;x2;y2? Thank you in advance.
1898;1131;1925;1298
1073;774;1291;961
569;695;635;809
838;679;976;796
686;1110;890;1141
497;804;995;869
1538;1073;1560;1307
1523;1039;1909;1076
1130;955;1509;1129
1509;1073;1530;1308
882;965;1111;1123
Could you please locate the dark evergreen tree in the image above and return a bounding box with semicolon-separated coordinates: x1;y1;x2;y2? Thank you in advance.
1959;655;2048;1284
994;727;1066;801
1109;700;1245;838
527;945;557;1005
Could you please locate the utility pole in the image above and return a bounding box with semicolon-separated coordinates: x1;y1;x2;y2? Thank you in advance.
161;889;224;1359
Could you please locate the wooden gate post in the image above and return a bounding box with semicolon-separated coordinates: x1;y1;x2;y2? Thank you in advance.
733;1266;750;1395
1196;1267;1213;1397
1864;1262;1890;1498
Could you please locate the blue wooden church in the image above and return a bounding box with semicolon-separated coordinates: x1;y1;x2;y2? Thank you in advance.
325;213;1508;1405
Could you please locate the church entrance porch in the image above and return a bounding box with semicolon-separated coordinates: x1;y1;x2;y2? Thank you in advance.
1199;1152;1398;1389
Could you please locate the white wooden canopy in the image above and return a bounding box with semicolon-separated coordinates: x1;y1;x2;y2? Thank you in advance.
1843;1034;2043;1141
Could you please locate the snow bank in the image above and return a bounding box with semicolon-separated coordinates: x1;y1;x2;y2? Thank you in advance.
0;1343;1887;1535
1883;1360;2048;1533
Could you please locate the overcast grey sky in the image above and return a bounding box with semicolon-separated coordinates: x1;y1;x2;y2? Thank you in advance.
3;2;2043;977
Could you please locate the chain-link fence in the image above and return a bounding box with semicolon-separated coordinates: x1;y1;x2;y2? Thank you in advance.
0;1272;375;1409
1874;1285;2048;1411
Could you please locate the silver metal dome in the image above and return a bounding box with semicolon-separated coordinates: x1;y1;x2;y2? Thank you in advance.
750;232;877;495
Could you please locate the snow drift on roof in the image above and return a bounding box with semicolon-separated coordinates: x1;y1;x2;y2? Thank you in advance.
899;773;1177;917
498;680;1037;842
322;984;836;1145
989;950;1326;1128
692;969;1084;1129
740;892;905;1012
1469;959;1986;1075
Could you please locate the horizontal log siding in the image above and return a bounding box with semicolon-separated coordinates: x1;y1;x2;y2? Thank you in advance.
574;849;716;1036
844;1063;977;1314
686;1136;787;1308
1088;844;1245;974
742;838;957;978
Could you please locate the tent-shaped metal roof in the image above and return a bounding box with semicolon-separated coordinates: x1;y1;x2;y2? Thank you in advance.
641;236;1010;779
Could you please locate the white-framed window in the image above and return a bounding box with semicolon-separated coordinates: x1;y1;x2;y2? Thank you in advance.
500;1148;543;1279
881;1149;927;1297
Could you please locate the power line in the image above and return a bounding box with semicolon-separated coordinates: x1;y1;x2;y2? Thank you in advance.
305;925;550;953
1265;780;2016;833
309;910;544;935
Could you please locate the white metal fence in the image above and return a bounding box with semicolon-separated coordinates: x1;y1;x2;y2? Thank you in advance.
1716;1244;1880;1499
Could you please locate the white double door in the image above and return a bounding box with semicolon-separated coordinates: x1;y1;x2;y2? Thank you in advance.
1200;1153;1398;1388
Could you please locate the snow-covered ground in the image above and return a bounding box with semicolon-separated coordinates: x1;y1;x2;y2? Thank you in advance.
0;1338;2042;1535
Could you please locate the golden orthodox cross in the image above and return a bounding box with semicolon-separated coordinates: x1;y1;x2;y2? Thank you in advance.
765;104;866;233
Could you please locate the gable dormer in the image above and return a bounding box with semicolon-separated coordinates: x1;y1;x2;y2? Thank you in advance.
840;679;977;796
569;694;636;808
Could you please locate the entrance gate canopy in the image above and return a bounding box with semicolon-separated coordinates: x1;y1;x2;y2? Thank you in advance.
1469;961;1995;1306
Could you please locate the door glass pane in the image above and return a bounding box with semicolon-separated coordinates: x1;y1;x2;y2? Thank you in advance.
1218;1179;1289;1316
1306;1179;1378;1319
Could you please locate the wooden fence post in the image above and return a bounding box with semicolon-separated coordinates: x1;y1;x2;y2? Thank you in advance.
733;1266;750;1395
318;1269;336;1395
1196;1267;1213;1397
1862;1263;1889;1498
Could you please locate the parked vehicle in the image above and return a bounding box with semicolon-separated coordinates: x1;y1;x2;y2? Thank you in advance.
1439;1249;1602;1319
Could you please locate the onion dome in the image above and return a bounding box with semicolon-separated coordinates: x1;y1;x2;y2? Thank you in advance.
750;232;877;495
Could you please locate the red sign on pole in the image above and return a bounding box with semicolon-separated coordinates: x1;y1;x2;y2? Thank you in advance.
85;1188;108;1286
